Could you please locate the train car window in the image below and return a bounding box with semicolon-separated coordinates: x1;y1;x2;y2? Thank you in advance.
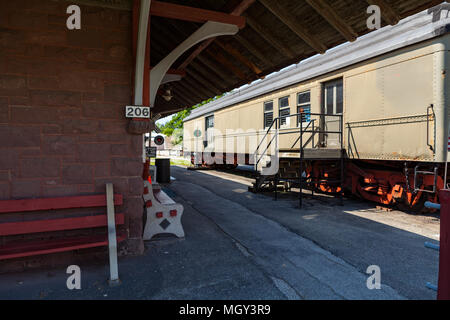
297;91;311;126
279;96;290;127
323;79;343;115
264;101;274;128
204;115;214;148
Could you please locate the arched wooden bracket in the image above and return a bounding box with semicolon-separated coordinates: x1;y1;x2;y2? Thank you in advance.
149;21;239;108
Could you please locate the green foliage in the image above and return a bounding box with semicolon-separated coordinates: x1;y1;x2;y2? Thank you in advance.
157;95;223;139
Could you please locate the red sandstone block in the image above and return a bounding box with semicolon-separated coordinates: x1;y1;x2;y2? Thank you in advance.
25;30;67;47
0;125;41;148
62;163;93;184
42;125;62;134
67;30;104;49
62;119;99;134
94;163;110;178
111;158;143;177
78;184;95;194
11;179;41;199
42;184;78;198
124;196;144;219
128;177;144;196
99;120;127;133
0;74;27;96
104;84;131;103
0;97;8;123
30;90;82;107
97;133;127;143
10;106;59;124
0;171;9;181
94;177;128;195
107;46;131;61
83;102;122;119
0;149;18;170
58;71;104;92
27;76;59;90
128;216;143;239
18;148;41;157
82;92;104;102
20;158;60;178
102;71;131;85
86;61;129;73
0;182;10;200
42;135;76;155
78;143;111;162
8;11;48;30
111;144;128;156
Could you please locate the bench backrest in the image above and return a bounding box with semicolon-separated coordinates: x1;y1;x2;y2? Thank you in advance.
0;194;123;214
0;194;124;237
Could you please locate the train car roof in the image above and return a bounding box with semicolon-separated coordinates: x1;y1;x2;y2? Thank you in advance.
184;7;450;122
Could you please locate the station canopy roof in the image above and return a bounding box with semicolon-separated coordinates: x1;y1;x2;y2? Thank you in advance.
73;0;445;115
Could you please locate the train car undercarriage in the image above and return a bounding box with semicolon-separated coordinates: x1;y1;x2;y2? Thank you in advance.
189;152;446;212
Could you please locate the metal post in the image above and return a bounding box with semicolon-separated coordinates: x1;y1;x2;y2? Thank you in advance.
340;115;344;206
106;183;120;286
274;119;278;201
299;113;303;209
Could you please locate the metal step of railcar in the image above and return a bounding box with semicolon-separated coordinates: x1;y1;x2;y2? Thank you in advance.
279;148;345;160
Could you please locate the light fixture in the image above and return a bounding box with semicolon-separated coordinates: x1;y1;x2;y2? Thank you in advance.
162;88;173;102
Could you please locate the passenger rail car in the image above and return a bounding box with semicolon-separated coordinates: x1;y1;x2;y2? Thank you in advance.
183;9;450;210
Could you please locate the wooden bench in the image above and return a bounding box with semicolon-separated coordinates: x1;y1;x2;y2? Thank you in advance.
0;194;126;261
142;180;184;240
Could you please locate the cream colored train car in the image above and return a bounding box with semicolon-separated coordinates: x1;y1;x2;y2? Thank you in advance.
183;9;450;209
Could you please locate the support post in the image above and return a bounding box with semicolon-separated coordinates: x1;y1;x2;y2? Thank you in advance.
437;190;450;300
106;183;120;286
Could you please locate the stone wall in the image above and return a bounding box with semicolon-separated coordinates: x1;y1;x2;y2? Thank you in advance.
0;0;145;262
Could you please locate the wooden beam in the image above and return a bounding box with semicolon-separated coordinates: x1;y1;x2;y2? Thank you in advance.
305;0;358;42
257;0;327;54
186;67;223;93
176;0;256;71
194;54;237;83
215;39;262;74
234;34;272;66
150;0;246;28
179;38;216;70
230;0;257;16
245;15;296;58
172;84;197;106
206;49;247;81
184;76;217;99
366;0;401;25
150;67;186;77
177;81;204;103
190;60;231;89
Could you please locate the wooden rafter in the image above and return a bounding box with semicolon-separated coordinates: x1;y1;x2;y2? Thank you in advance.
233;34;272;66
207;49;248;81
245;15;298;58
258;0;327;54
215;39;263;74
190;60;232;88
176;81;205;103
305;0;358;42
150;0;246;28
186;68;223;93
177;0;257;71
366;0;401;25
184;75;217;98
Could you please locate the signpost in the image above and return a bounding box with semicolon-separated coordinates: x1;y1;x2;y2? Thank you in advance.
125;106;150;118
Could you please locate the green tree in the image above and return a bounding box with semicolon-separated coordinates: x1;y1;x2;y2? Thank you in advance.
157;95;223;140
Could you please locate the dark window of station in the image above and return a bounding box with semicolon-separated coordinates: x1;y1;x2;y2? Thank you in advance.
264;101;274;129
279;96;290;127
297;91;311;126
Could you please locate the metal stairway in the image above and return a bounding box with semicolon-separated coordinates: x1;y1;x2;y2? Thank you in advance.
251;112;346;208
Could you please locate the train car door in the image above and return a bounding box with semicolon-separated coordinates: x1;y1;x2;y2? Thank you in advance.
204;115;215;149
321;78;343;148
